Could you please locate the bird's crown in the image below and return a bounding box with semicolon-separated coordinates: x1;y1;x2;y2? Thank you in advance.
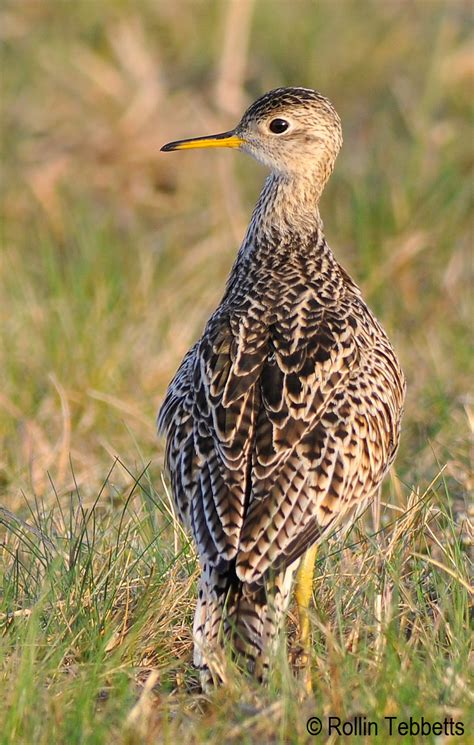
240;87;337;124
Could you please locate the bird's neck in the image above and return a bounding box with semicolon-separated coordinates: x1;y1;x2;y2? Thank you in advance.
246;172;326;248
224;171;341;303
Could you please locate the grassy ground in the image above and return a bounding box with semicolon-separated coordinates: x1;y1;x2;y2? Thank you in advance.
1;1;472;742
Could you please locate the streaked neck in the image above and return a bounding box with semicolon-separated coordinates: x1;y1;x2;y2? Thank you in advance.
247;172;325;245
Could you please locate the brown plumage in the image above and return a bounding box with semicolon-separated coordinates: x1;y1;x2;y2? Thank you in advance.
158;87;405;688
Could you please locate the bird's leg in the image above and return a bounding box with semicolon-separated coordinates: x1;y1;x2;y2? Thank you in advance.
295;544;317;693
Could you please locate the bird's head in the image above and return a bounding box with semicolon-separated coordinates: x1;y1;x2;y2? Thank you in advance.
161;87;343;181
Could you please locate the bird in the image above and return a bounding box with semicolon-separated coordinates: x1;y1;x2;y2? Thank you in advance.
158;87;405;691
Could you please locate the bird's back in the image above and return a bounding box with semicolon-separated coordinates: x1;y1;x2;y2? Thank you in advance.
158;227;405;584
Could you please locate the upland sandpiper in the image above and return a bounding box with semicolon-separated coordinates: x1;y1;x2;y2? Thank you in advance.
159;87;405;691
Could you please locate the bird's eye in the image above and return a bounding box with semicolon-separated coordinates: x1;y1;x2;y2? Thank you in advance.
269;118;290;134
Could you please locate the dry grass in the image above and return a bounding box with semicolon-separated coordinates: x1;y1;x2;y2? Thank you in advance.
0;1;472;743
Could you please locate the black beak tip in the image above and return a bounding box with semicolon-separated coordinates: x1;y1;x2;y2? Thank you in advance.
160;142;174;152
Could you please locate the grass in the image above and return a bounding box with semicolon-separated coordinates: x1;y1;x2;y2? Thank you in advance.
1;0;472;742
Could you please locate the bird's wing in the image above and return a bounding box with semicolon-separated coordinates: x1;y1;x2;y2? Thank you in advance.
235;291;404;584
158;308;268;565
159;290;404;579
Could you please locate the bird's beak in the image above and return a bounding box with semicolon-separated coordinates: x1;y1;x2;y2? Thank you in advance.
161;130;244;152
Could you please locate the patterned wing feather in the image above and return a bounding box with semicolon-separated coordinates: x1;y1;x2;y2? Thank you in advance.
159;309;268;565
235;288;404;584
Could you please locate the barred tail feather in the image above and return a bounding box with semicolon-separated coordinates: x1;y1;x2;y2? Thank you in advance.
193;560;299;689
193;563;230;689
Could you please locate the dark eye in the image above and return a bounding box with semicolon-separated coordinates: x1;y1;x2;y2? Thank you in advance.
269;118;290;134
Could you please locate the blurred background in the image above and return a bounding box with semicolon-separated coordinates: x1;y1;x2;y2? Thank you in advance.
1;0;472;515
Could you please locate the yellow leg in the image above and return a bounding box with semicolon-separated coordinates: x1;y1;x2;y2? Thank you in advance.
295;544;317;693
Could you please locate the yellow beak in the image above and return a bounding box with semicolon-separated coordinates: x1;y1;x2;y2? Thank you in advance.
161;130;243;152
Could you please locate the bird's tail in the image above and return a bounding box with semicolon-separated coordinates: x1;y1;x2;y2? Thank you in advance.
193;561;297;689
193;562;230;689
